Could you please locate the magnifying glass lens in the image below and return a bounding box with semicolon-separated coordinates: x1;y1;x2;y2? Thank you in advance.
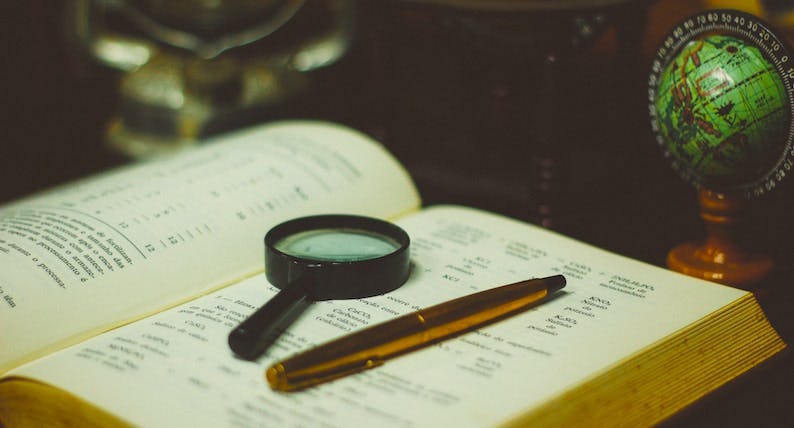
228;215;410;360
274;228;401;262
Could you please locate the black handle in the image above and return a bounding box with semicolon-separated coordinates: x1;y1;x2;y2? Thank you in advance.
228;277;313;360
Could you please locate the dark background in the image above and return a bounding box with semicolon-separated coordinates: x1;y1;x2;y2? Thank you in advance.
1;0;792;426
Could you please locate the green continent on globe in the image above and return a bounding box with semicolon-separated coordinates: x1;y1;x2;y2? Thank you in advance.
654;34;789;188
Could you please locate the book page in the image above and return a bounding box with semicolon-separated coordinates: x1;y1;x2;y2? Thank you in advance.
5;206;749;427
0;121;420;372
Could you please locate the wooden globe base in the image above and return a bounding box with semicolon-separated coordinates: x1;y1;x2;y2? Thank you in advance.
667;189;772;291
667;242;772;290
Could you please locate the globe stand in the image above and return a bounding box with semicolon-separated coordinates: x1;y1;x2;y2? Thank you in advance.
667;189;772;291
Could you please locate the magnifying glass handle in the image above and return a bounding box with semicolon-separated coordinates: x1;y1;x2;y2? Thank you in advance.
228;278;313;360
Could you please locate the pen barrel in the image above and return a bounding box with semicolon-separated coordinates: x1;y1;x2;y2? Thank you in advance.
267;275;564;391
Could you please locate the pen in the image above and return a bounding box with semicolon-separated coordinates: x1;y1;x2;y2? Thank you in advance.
266;274;566;391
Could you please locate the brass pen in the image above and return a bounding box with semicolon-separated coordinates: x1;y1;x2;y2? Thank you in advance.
266;274;566;391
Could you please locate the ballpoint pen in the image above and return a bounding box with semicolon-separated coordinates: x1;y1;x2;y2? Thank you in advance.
266;274;566;391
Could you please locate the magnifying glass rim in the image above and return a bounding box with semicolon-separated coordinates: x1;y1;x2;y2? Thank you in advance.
265;214;410;266
264;214;411;300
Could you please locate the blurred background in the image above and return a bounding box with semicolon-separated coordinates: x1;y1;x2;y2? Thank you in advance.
1;0;792;425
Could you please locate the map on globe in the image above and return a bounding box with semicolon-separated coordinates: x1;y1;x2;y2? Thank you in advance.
653;34;789;189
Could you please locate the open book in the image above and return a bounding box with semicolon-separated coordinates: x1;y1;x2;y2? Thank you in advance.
0;121;786;427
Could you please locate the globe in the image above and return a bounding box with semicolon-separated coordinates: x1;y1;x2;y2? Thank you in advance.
648;10;794;288
653;34;790;191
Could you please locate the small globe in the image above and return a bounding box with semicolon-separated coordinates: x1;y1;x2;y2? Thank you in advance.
653;34;790;190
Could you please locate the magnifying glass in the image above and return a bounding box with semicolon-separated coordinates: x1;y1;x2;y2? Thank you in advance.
228;214;411;360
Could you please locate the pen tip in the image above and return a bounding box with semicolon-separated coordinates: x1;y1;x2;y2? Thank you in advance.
547;275;566;293
266;363;289;391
